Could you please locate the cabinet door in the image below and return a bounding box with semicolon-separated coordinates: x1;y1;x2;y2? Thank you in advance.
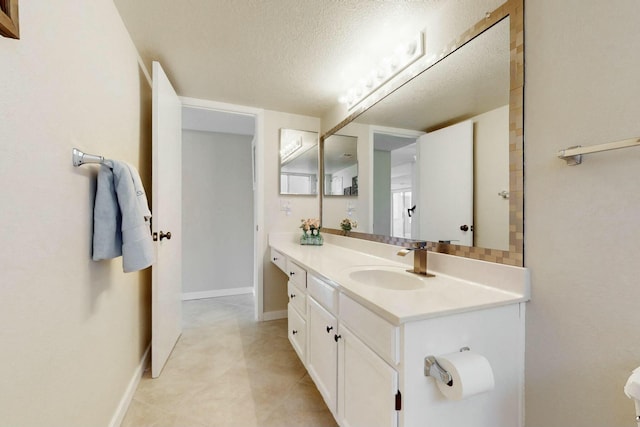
288;281;306;315
338;325;399;427
287;305;306;364
307;297;338;415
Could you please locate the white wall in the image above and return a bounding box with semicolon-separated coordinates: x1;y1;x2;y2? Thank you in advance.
182;130;254;297
0;1;151;426
263;110;320;315
525;1;640;426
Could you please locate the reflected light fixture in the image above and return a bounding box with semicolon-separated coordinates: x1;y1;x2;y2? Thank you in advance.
339;32;425;110
280;134;303;162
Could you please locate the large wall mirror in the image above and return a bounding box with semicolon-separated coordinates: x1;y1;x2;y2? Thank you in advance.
280;128;319;195
320;0;523;266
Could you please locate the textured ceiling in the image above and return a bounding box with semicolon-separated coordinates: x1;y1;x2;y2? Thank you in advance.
113;0;446;117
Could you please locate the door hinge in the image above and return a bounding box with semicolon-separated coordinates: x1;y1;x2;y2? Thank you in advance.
395;390;402;411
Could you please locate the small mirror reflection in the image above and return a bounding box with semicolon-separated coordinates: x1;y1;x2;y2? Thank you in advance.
280;129;319;195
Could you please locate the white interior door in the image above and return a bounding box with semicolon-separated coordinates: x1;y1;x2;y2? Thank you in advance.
151;61;182;378
417;120;473;246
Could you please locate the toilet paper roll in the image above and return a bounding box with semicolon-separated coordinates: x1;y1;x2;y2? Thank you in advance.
435;351;495;400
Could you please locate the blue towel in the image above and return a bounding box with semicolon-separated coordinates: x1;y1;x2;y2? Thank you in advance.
93;160;154;272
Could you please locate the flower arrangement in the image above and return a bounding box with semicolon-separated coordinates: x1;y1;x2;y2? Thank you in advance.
340;218;358;232
300;218;321;235
300;218;323;245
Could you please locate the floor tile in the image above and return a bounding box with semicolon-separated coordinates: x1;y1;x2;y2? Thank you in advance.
121;294;337;427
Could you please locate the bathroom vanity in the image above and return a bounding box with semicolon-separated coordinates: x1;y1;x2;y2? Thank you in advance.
269;232;529;427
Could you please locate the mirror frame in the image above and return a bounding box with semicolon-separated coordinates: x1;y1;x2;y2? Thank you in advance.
320;0;523;266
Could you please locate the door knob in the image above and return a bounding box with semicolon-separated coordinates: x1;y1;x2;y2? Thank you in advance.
152;231;173;241
460;225;469;232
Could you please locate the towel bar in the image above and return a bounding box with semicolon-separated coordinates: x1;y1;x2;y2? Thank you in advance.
557;137;640;165
72;148;107;167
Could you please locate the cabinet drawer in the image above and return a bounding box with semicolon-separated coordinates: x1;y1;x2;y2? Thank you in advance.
339;293;399;365
308;274;338;315
286;259;307;288
287;281;306;315
288;304;306;364
270;248;287;273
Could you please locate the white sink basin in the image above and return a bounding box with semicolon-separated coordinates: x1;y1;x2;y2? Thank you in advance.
346;266;428;291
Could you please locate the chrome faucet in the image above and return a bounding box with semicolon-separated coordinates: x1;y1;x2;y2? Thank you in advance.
397;241;434;277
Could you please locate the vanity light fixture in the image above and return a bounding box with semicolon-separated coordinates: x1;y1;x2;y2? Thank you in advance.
339;32;425;110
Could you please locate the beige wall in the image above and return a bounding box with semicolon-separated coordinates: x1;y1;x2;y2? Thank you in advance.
524;1;640;425
262;110;320;314
0;1;151;426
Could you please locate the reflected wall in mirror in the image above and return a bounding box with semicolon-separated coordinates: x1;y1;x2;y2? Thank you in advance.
320;0;523;266
323;134;358;196
279;128;319;195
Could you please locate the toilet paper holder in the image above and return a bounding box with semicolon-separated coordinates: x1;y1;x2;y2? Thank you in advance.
424;347;470;385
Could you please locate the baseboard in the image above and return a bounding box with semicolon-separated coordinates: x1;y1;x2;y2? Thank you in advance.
182;287;254;301
108;344;150;427
262;309;287;321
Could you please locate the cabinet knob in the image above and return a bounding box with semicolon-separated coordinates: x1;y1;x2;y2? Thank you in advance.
292;330;298;335
290;293;296;299
273;257;278;261
289;271;295;276
334;334;342;342
326;326;333;333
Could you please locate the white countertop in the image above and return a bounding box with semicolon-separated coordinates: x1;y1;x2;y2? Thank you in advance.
269;233;529;325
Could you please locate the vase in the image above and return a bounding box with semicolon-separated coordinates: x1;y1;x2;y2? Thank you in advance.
300;233;323;246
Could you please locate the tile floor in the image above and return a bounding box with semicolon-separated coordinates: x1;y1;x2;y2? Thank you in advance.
121;294;338;427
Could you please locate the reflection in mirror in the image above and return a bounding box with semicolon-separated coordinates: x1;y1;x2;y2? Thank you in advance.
279;128;319;195
323;134;358;196
323;16;514;252
372;130;422;237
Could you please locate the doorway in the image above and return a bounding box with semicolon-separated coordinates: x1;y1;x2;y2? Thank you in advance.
371;128;421;237
179;98;264;320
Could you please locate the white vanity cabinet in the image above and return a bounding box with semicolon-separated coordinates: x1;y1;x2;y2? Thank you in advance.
270;247;287;273
306;273;400;426
286;258;307;289
307;297;338;416
338;324;399;427
268;240;527;427
306;274;339;416
277;255;308;365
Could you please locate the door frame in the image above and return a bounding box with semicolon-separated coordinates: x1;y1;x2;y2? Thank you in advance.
180;96;265;321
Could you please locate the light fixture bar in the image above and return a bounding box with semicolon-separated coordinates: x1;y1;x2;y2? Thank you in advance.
341;32;425;110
